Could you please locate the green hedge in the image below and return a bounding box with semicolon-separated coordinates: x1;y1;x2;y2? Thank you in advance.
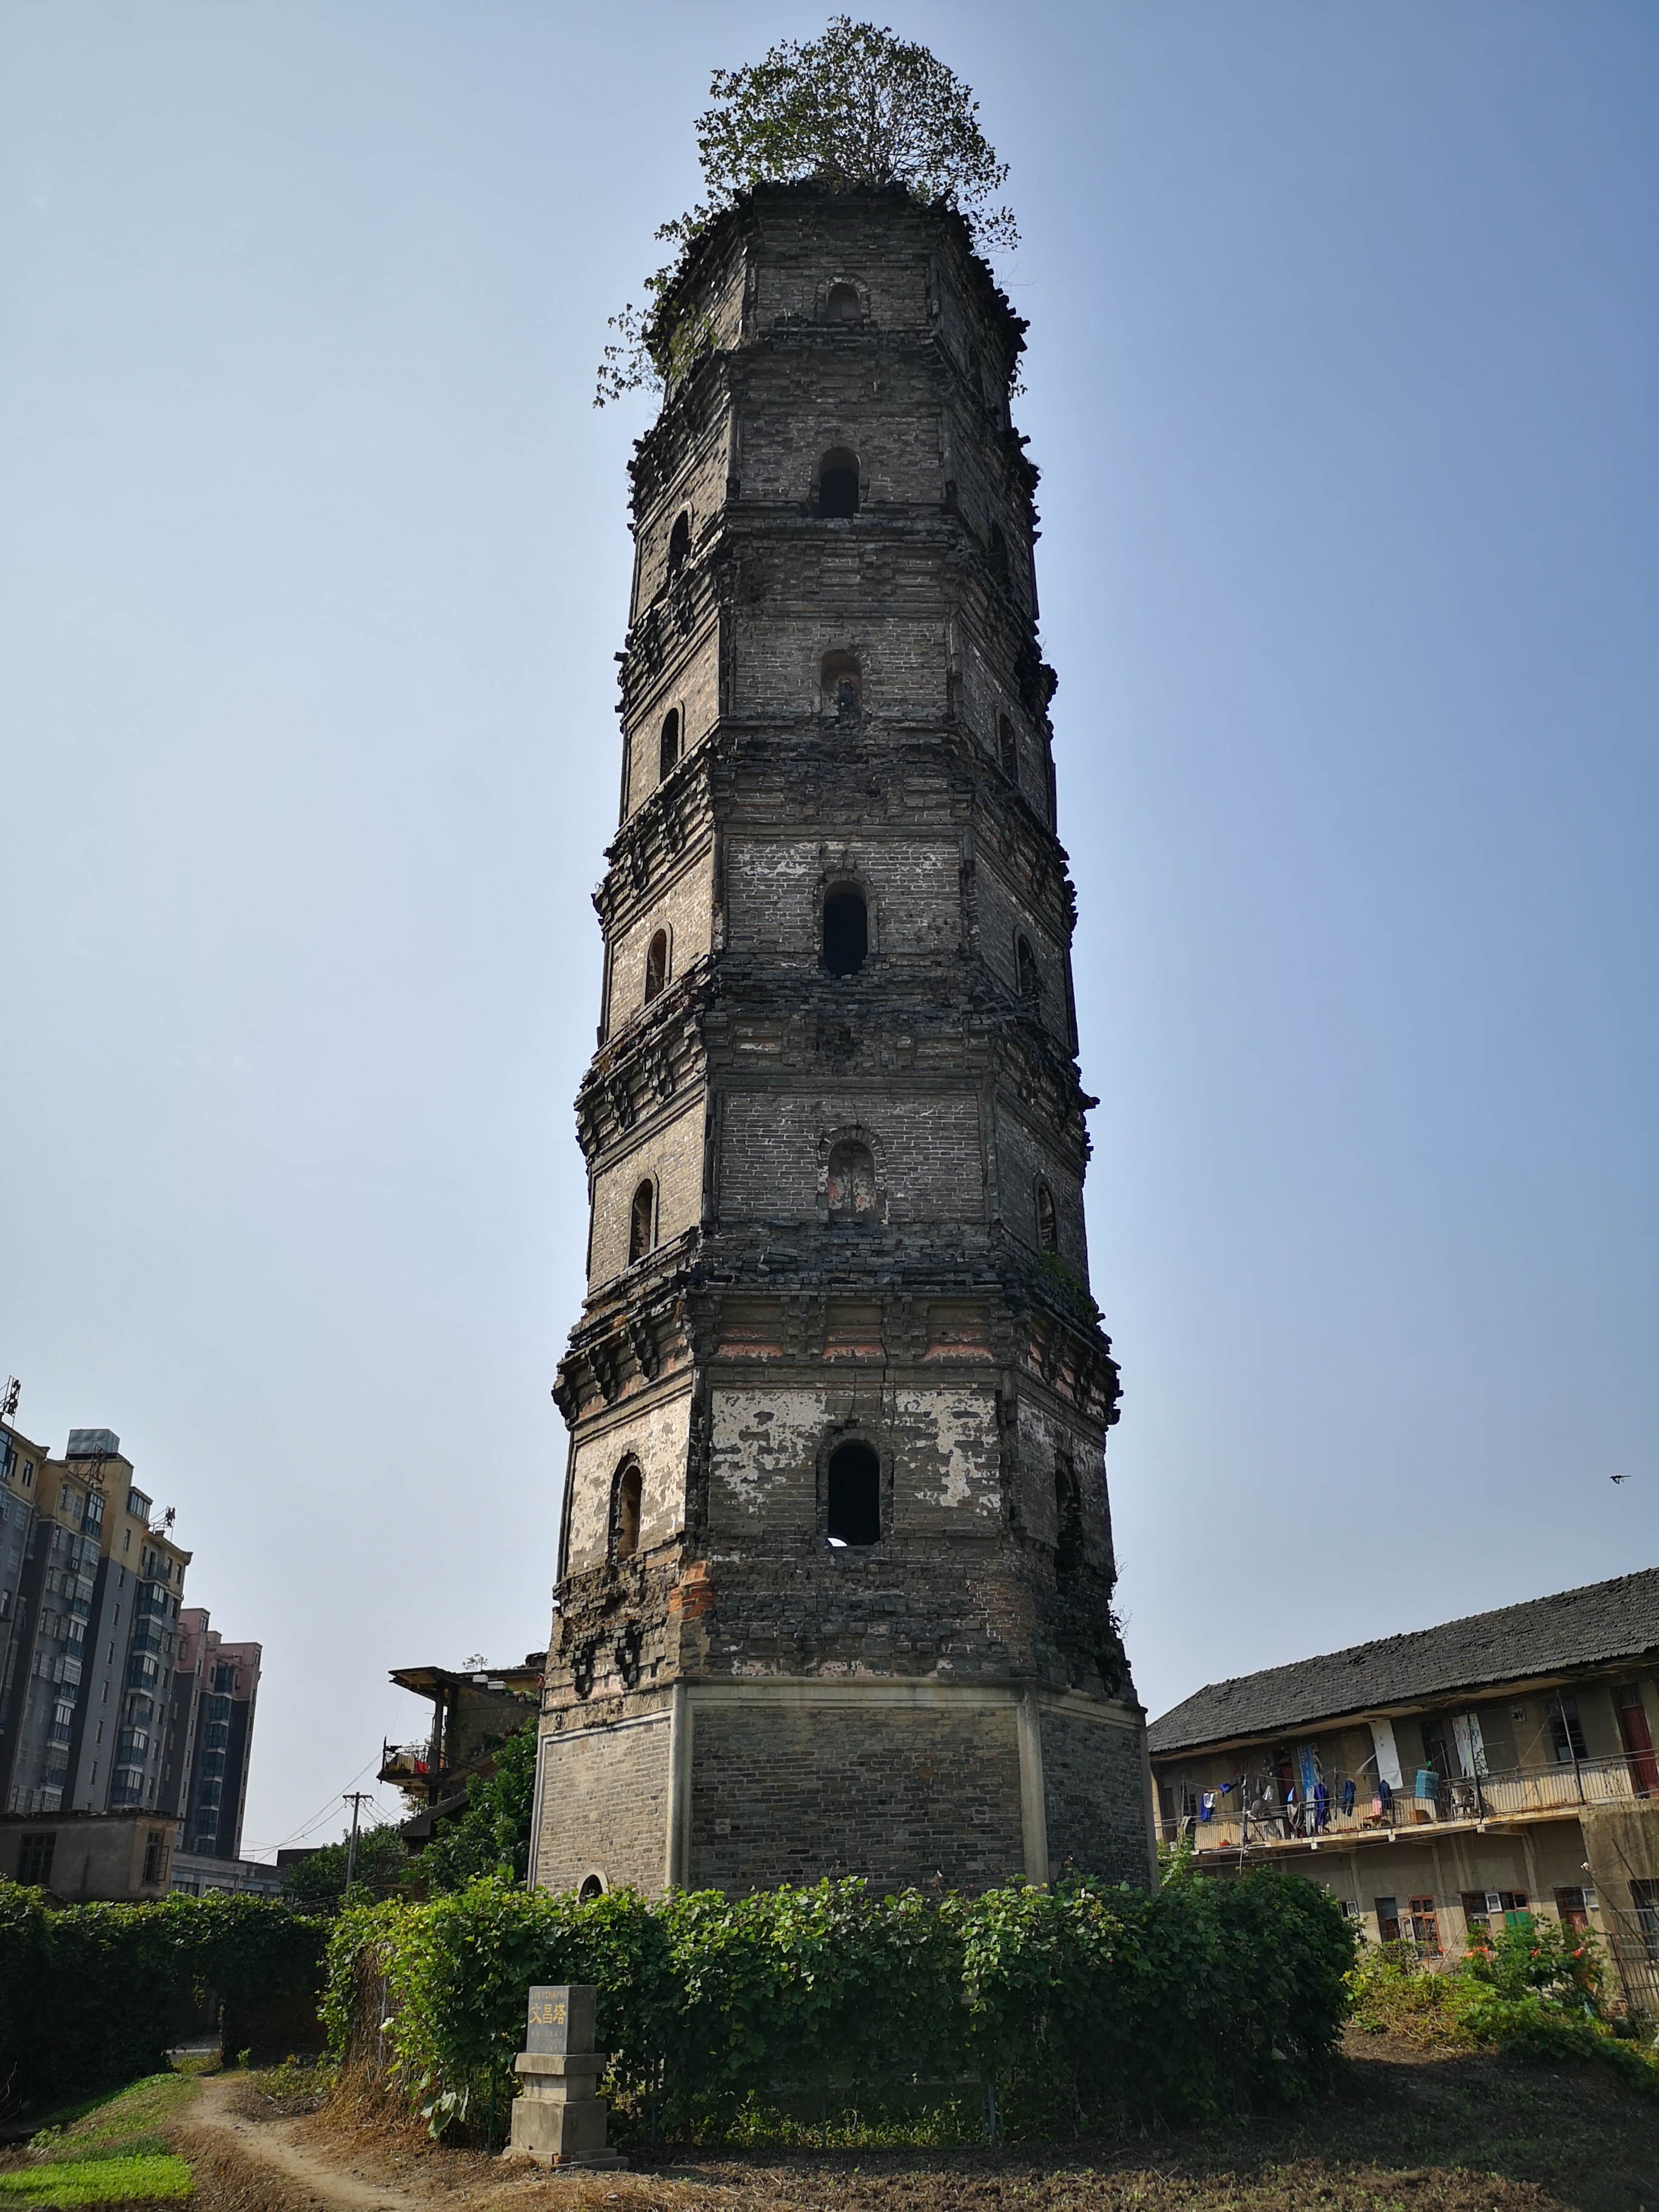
0;1885;329;2111
326;1865;1356;2144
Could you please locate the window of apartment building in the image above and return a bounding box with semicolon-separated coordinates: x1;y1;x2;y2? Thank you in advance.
1462;1889;1530;1929
1549;1697;1587;1763
1631;1879;1659;1948
18;1832;55;1886
1406;1897;1441;1952
1555;1886;1590;1929
1375;1896;1401;1942
142;1830;166;1885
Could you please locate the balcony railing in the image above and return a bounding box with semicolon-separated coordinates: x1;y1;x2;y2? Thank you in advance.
1159;1754;1649;1851
380;1739;437;1783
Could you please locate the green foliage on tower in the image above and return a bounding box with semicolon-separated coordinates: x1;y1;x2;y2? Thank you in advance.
597;18;1017;407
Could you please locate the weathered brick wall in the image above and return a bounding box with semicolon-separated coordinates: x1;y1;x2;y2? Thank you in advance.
707;1379;1003;1545
604;848;716;1034
732;603;951;721
565;1386;692;1575
996;1104;1089;1271
625;628;722;817
1039;1701;1156;1886
722;832;961;959
536;1706;671;1894
688;1693;1025;1892
974;864;1071;1050
588;1098;705;1287
717;1091;984;1227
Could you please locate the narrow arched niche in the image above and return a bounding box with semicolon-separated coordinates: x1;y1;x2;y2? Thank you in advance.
816;448;860;520
1016;934;1040;1000
1036;1181;1057;1253
666;511;691;581
628;1178;655;1264
998;714;1019;782
826;1441;880;1547
826;1139;876;1224
823;885;868;977
614;1460;642;1562
826;281;861;324
643;929;668;1003
821;650;862;726
659;708;680;780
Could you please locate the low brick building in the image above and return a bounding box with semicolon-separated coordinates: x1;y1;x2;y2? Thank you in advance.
1147;1569;1659;2009
0;1808;175;1900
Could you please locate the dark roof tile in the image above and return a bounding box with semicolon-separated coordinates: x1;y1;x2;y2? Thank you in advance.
1147;1567;1659;1756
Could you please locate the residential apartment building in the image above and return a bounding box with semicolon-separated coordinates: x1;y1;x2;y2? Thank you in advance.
0;1423;46;1731
0;1427;190;1818
166;1610;261;1859
1147;1569;1659;2008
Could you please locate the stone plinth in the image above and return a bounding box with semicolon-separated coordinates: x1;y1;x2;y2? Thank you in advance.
505;1983;626;2170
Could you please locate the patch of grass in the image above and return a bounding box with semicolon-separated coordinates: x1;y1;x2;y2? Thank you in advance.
0;2154;192;2205
5;2077;198;2207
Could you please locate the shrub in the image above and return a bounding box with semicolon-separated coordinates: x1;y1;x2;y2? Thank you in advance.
326;1866;1356;2147
0;1884;329;2112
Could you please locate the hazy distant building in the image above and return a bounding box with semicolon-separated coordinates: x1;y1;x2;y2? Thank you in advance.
167;1609;261;1859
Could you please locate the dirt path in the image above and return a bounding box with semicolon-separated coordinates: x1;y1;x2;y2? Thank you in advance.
179;2076;431;2212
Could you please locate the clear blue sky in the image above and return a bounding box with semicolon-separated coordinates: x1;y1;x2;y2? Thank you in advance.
1;2;1654;1856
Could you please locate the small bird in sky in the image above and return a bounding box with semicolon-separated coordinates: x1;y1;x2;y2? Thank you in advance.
1610;1472;1632;1485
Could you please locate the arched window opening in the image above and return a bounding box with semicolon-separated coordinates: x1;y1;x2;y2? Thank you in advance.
823;886;868;977
826;281;861;324
826;1139;876;1224
1016;934;1040;1000
820;650;862;726
998;714;1019;782
666;511;691;581
989;522;1011;587
628;1178;655;1265
826;1441;880;1548
614;1461;642;1563
1036;1182;1057;1253
816;448;860;520
659;708;680;780
643;929;668;1003
578;1872;605;1903
1054;1454;1082;1575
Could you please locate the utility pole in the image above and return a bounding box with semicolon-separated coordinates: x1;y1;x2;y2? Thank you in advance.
342;1791;372;1897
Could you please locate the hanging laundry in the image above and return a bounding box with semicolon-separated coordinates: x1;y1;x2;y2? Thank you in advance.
1200;1791;1215;1821
1341;1778;1356;1817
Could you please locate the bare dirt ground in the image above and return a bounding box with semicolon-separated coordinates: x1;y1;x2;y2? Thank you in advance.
169;2028;1659;2212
